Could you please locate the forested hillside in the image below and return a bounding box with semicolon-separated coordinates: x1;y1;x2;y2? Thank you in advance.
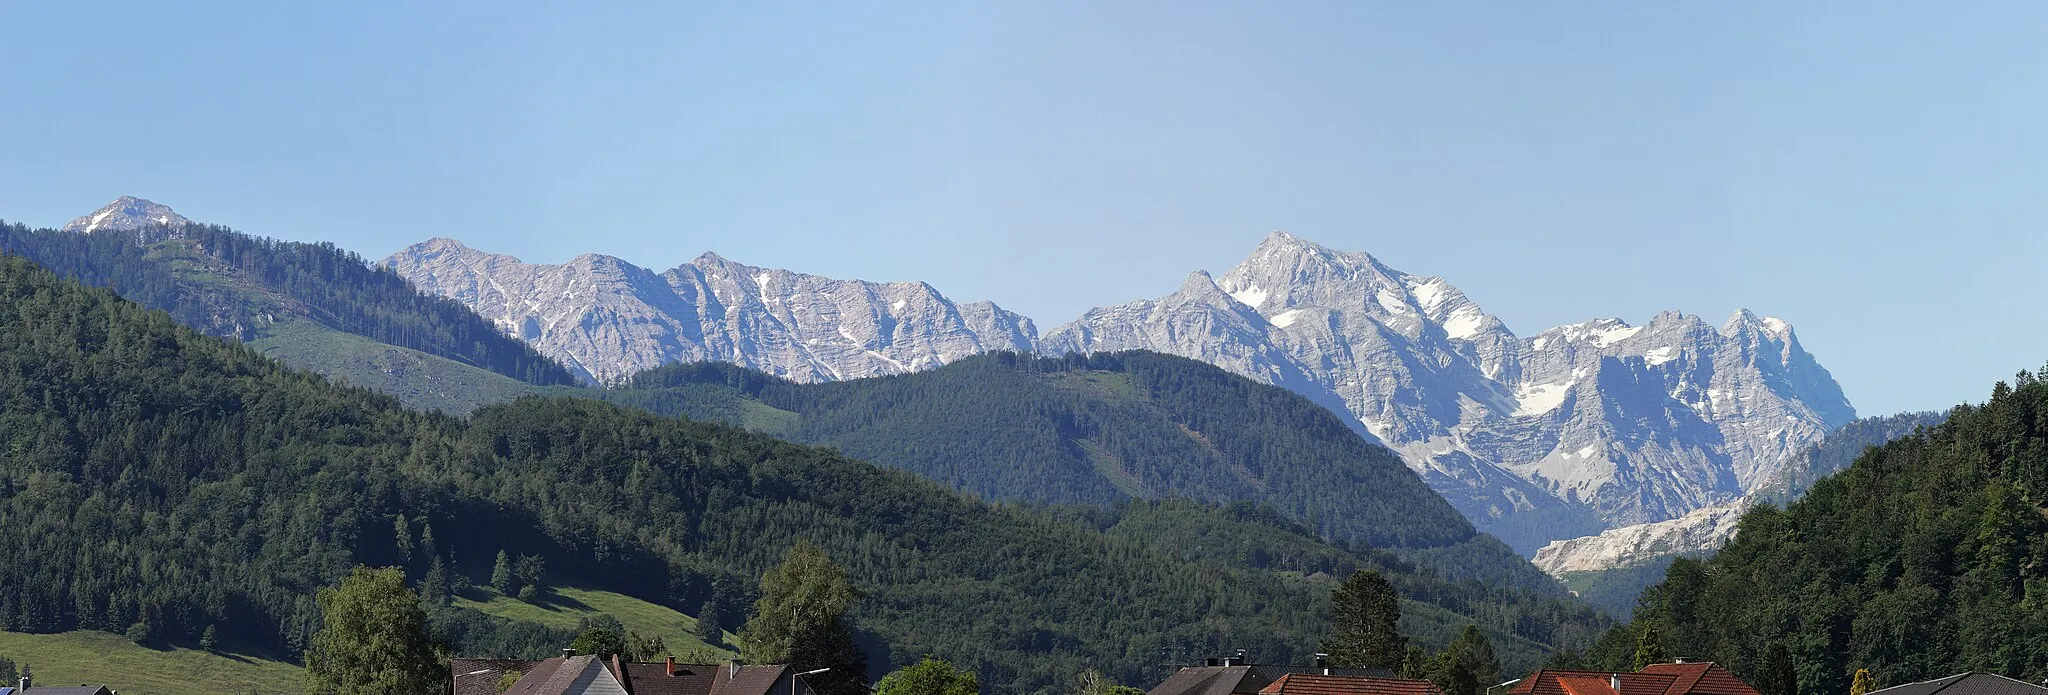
0;256;1605;693
0;219;576;388
609;355;1553;590
1595;373;2048;691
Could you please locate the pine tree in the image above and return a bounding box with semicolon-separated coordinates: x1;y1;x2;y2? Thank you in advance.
491;550;515;594
695;599;725;645
1325;570;1405;670
201;625;219;652
393;515;413;564
1759;643;1796;695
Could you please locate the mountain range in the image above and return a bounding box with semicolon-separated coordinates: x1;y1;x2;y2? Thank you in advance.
0;242;1611;692
384;228;1858;553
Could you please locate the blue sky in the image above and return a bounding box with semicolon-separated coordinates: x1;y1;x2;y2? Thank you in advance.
3;2;2043;416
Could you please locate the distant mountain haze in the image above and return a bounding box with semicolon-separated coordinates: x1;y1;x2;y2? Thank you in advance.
388;227;1857;554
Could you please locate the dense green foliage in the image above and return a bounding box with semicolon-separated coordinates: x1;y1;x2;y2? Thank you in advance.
876;657;982;695
1610;372;2048;693
1560;411;1951;620
1751;411;1947;506
0;256;1600;693
0;219;576;386
609;355;1551;591
739;542;867;695
304;567;442;695
1326;571;1405;670
1403;625;1500;695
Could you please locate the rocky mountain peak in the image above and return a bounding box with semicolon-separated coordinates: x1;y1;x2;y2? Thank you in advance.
62;196;194;239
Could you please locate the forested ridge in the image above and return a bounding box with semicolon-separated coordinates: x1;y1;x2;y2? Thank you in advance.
608;355;1554;591
0;256;1605;693
0;219;576;386
1591;372;2048;691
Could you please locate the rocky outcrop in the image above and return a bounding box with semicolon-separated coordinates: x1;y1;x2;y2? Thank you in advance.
381;239;1037;383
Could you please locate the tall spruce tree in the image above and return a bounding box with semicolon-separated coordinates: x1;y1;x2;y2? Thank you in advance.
1759;643;1796;695
1325;569;1406;670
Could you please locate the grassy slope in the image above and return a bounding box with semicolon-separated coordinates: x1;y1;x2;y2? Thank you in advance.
249;319;571;414
0;630;302;695
453;585;735;659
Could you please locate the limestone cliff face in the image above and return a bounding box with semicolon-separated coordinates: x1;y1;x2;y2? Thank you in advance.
390;231;1855;553
1041;232;1854;552
381;238;1036;384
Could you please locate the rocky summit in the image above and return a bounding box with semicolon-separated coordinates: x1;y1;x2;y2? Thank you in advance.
388;230;1856;552
1043;232;1855;551
61;195;193;242
380;238;1037;383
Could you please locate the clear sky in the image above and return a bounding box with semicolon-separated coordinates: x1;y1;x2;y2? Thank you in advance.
3;2;2043;416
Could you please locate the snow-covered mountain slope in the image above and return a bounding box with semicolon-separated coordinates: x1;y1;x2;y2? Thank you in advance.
61;195;192;242
381;238;1037;383
1042;232;1856;552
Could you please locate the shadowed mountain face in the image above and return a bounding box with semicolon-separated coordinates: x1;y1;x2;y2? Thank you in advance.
389;230;1855;553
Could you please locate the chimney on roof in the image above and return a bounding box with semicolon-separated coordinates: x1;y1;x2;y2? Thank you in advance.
1222;649;1246;667
668;656;678;677
563;648;577;658
1206;658;1220;667
1612;675;1621;692
1314;653;1328;675
1671;658;1692;664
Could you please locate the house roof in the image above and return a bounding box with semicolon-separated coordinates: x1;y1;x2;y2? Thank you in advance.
454;658;543;695
1556;677;1622;695
710;663;794;695
1638;663;1758;695
618;662;722;695
1868;674;2048;695
1257;673;1445;695
1152;666;1401;695
1510;664;1758;695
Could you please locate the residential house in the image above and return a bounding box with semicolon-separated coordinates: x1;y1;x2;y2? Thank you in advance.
451;656;820;695
1259;673;1444;695
1507;661;1761;695
1865;673;2048;695
1149;656;1401;695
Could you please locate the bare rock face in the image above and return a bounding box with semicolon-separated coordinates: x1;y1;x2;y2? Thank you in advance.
388;230;1855;554
1041;232;1855;552
62;196;193;243
380;239;1037;384
1530;500;1749;575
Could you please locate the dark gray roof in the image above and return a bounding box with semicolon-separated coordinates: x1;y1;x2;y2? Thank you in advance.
1868;674;2048;695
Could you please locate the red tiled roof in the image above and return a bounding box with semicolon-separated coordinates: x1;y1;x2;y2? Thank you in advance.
1557;677;1621;695
1511;664;1759;695
1639;664;1758;695
1258;673;1444;695
1509;670;1679;695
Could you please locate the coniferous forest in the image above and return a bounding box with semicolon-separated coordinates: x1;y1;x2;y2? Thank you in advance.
0;255;1607;692
1581;374;2048;691
0;220;577;386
